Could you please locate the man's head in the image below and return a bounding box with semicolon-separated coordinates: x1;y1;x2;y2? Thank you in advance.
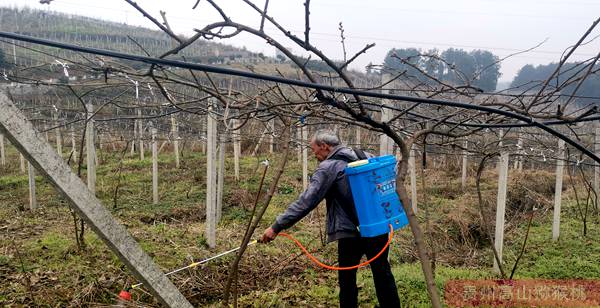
310;129;341;161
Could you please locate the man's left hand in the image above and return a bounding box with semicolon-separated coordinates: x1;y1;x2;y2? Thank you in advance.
259;227;278;243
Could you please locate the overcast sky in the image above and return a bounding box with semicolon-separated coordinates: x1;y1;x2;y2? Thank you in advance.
2;0;599;83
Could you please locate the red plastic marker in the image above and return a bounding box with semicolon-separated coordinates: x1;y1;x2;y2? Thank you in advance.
118;290;132;301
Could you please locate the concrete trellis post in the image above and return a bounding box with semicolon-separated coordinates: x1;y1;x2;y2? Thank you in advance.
461;140;468;189
297;126;302;163
496;129;504;171
138;108;144;160
379;113;394;155
216;132;225;223
205;102;217;248
201;117;207;155
54;112;62;156
56;128;62;156
379;74;394;155
171;114;180;168
516;134;523;171
28;162;37;210
0;133;5;166
409;145;418;214
232;119;241;181
493;152;509;273
19;153;25;173
86;104;96;193
70;129;77;163
151;127;158;205
95;132;100;167
131;118;136;156
552;139;565;241
269;119;275;154
302;125;309;190
513;133;520;170
595;127;600;197
0;92;192;307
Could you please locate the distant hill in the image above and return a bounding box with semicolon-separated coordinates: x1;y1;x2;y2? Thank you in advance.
0;5;371;88
0;6;268;67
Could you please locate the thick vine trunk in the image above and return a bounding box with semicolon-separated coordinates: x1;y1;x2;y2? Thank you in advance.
396;145;442;308
223;125;291;306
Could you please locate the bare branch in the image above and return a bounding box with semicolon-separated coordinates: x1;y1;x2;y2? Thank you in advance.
123;0;183;43
260;0;270;32
304;0;310;46
339;43;375;71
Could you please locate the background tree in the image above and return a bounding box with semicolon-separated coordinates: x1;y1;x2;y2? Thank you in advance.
511;64;537;88
383;47;422;76
471;49;501;91
383;47;501;91
511;62;600;100
441;48;476;85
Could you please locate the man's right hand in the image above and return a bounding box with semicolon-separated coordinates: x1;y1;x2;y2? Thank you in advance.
259;227;278;243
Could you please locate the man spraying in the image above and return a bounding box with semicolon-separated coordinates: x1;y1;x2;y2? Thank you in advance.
260;129;401;308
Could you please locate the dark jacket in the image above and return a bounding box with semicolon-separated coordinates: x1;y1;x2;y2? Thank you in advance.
271;146;371;242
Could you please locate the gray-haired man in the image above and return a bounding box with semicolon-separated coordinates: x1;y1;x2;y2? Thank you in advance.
260;129;400;308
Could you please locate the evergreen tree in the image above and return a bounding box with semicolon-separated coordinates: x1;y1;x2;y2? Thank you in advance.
511;62;600;100
383;47;501;91
471;50;501;91
383;48;422;77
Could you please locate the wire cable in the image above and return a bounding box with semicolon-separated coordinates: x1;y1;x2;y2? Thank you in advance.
1;31;599;163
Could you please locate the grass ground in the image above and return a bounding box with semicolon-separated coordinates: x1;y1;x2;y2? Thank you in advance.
0;143;599;307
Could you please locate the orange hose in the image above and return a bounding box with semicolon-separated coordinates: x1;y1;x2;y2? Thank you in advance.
278;225;393;271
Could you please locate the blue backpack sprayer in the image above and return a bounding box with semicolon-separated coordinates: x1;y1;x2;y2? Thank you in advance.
119;154;409;300
345;154;409;237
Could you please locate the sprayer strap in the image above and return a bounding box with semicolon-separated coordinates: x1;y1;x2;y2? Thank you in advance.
353;148;367;160
328;147;368;163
